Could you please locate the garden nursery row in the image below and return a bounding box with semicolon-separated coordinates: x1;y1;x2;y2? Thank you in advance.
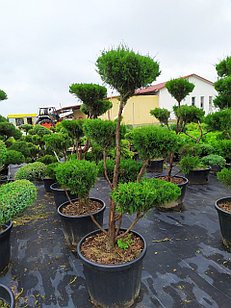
0;47;231;307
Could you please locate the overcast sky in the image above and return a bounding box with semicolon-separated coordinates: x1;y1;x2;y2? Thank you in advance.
1;0;231;117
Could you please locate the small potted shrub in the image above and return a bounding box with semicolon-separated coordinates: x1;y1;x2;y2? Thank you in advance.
0;180;37;272
179;156;210;185
0;140;7;183
78;178;180;307
55;159;106;248
0;283;15;308
215;168;231;251
201;154;226;174
14;162;47;184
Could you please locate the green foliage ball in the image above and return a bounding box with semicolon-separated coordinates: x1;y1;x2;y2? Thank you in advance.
111;178;181;215
0;180;37;225
15;162;47;181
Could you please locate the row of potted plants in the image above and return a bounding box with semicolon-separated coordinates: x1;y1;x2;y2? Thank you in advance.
1;48;231;307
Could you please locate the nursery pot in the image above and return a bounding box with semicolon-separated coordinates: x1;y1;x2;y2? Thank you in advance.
146;159;164;173
50;183;77;208
155;175;188;211
187;168;210;185
0;221;13;273
0;284;15;308
77;229;146;308
57;198;106;248
215;197;231;251
42;178;55;193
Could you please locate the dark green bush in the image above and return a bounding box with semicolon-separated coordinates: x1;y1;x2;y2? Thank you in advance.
179;156;207;175
0;140;7;167
55;160;98;201
201;154;226;169
98;158;143;184
111;178;181;215
132;125;178;160
213;139;231;160
0;179;37;225
46;162;60;180
5;150;25;165
37;154;57;165
29;125;51;136
15;162;47;181
217;168;231;188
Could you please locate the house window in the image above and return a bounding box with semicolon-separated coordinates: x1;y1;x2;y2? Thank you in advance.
200;96;204;109
15;118;24;126
192;97;196;106
27;117;33;125
209;96;213;112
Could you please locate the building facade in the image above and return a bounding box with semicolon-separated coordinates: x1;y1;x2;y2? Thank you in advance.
100;74;217;126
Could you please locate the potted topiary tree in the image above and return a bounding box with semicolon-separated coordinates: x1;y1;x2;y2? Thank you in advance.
0;179;37;272
76;46;182;308
201;154;226;174
179;156;210;185
215;168;231;251
55;159;106;248
41;162;60;193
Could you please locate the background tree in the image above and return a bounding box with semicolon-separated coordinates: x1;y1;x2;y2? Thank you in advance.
69;83;111;119
96;45;160;248
150;108;170;127
0;122;22;142
0;90;7;101
61;119;84;158
214;56;231;109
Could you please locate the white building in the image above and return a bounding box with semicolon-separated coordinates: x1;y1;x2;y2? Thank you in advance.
135;73;218;120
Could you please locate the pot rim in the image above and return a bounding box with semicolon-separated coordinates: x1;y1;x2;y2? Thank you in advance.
57;197;106;219
189;167;211;172
50;182;73;193
0;283;15;308
215;196;231;215
0;221;13;237
77;228;147;271
155;174;189;185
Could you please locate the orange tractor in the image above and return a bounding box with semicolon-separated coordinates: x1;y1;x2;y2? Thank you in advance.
35;107;74;129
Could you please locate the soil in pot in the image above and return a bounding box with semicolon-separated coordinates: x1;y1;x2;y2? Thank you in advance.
217;201;231;213
61;199;103;216
80;231;144;265
155;176;188;212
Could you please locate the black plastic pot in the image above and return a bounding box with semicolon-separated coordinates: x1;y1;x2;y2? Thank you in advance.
0;284;15;308
50;183;77;208
215;197;231;251
187;168;210;185
57;198;106;248
77;229;146;308
42;178;55;193
155;175;188;211
0;221;13;273
146;159;164;173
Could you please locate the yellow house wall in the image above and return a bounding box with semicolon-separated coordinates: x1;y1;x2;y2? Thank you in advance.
73;109;87;119
100;95;159;125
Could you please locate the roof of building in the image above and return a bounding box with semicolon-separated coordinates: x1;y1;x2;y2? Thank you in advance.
134;73;214;95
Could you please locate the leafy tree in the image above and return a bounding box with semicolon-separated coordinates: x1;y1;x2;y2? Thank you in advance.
29;124;51;137
61;119;84;158
0;115;8;122
69;83;111;119
0;122;22;142
0;140;7;169
20;124;34;135
0;90;7;101
150;108;170;127
43;133;72;161
214;56;231;109
96;45;160;249
205;109;231;139
5;150;25;165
